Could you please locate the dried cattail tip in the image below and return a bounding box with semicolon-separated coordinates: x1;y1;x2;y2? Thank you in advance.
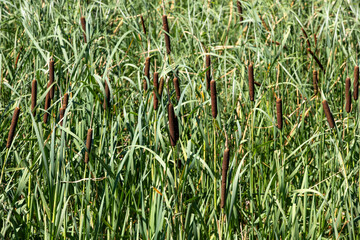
237;1;243;22
276;98;283;130
248;63;254;101
313;70;318;95
49;58;54;99
162;15;171;54
103;79;110;110
144;57;150;91
345;77;351;113
84;128;93;163
140;15;146;35
59;107;65;126
158;77;165;97
210;80;218;118
62;93;69;109
31;79;37;116
153;72;159;110
322;100;335;129
168;103;179;146
6;107;20;148
354;65;359;100
206;55;211;90
81;16;87;43
43;85;51;124
221;148;230;208
173;77;181;101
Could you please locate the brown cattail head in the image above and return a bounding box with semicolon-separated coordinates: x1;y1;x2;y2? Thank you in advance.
210;80;218;118
31;79;37;116
237;1;243;22
322;100;335;129
59;107;65;126
81;16;87;43
49;58;54;99
345;77;351;113
354;65;359;100
158;77;164;97
6;107;20;148
168;103;179;146
62;93;69;109
162;15;171;54
173;77;181;101
43;84;51;124
276;98;283;130
103;79;110;110
144;57;150;91
248;63;254;101
153;72;159;110
313;70;318;95
84;128;93;163
140;15;146;35
221;148;230;208
206;55;211;90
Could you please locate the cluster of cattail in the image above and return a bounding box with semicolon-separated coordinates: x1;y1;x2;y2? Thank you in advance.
103;78;110;110
276;98;283;130
31;80;37;116
313;70;318;95
322;100;335;129
173;77;181;100
162;15;171;54
153;72;159;110
140;15;146;35
81;16;87;43
248;62;254;101
237;1;243;23
206;54;211;90
144;57;150;91
210;80;218;118
354;65;359;100
221;147;230;208
168;103;179;146
345;77;351;113
6;107;20;148
84;128;93;163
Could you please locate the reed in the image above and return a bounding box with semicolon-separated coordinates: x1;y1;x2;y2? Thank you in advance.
237;1;243;22
168;103;179;146
248;62;254;101
162;15;171;54
173;77;181;101
210;80;218;118
84;128;93;163
322;100;335;129
31;79;37;116
43;83;51;124
59;107;65;126
276;98;283;130
206;55;211;90
144;57;150;91
49;58;54;99
62;93;69;109
81;16;87;43
140;15;146;35
313;70;318;95
103;79;110;110
153;72;159;110
6;107;20;148
345;77;351;113
220;148;230;208
354;65;359;100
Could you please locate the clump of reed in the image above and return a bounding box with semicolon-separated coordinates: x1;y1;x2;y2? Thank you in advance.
162;15;171;54
84;128;93;163
103;79;110;110
81;16;87;43
168;103;179;146
322;100;335;129
173;77;181;101
6;107;20;148
206;54;211;90
153;72;159;110
248;62;254;101
276;98;283;130
237;1;243;22
140;15;146;35
43;83;51;124
313;70;318;95
144;57;150;91
49;58;55;99
345;77;351;113
31;79;37;116
210;80;217;118
221;147;230;208
354;65;359;100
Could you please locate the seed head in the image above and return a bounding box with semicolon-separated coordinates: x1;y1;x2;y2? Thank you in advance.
6;107;20;148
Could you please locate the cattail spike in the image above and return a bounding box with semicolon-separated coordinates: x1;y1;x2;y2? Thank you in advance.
162;15;171;54
84;129;93;163
6;107;20;148
59;107;65;126
276;98;283;130
313;70;318;95
140;15;146;35
354;65;359;100
49;58;54;99
103;79;110;110
173;77;181;101
237;1;243;22
210;80;218;118
153;72;159;110
144;57;150;91
248;63;254;101
168;103;179;146
221;148;230;208
158;77;165;97
81;16;87;43
345;77;351;113
322;100;335;129
62;93;69;109
206;54;211;90
31;79;37;116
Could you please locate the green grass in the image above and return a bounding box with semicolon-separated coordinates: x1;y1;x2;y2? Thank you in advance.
1;0;360;238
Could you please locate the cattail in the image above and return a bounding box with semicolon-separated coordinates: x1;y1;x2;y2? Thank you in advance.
301;27;311;48
14;47;22;69
248;63;254;101
43;83;51;124
345;77;351;113
210;80;218;118
276;98;283;130
6;107;20;148
31;79;37;116
168;103;179;146
103;79;110;110
158;77;164;97
59;107;65;126
206;55;211;90
237;1;243;22
354;65;359;100
153;72;159;110
144;57;150;91
84;128;93;163
313;70;318;95
81;16;87;43
307;48;324;73
221;148;230;208
322;100;335;129
162;15;171;54
49;58;54;99
173;77;181;101
62;93;69;109
140;15;146;35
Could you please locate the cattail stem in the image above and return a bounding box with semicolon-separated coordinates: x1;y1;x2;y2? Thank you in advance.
103;79;110;110
213;119;217;211
322;100;335;129
206;55;211;90
307;48;324;73
221;148;230;208
276;98;283;130
153;72;159;110
168;103;179;146
345;77;351;113
354;65;359;100
237;1;243;22
84;128;93;163
144;57;150;91
81;16;87;43
31;80;37;116
162;15;171;55
210;80;218;118
43;87;51;124
140;15;146;35
6;107;20;148
248;63;254;101
313;70;318;95
173;77;181;101
49;58;54;99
